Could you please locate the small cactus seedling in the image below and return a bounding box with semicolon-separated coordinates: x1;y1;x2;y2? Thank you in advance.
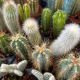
52;10;67;38
57;53;80;80
3;1;21;34
23;18;41;46
41;8;52;31
27;0;39;15
50;23;80;57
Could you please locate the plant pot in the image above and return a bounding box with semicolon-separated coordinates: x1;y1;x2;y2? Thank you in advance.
69;16;75;23
31;5;42;18
78;11;80;19
4;29;10;34
74;42;80;51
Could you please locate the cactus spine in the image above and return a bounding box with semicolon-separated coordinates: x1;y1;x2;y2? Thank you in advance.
3;1;20;34
52;10;67;38
41;8;52;31
27;0;39;15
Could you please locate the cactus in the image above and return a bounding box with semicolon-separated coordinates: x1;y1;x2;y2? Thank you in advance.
50;23;80;57
27;0;39;15
23;18;41;46
32;44;52;72
57;53;80;80
62;0;75;17
18;3;30;22
0;58;5;66
41;8;52;31
52;10;67;38
3;1;21;34
14;70;23;76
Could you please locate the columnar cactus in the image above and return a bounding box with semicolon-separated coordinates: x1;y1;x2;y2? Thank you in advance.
52;10;67;37
3;1;21;34
27;0;39;15
41;8;52;31
48;0;55;13
50;23;80;57
62;0;75;17
57;53;80;80
23;18;41;46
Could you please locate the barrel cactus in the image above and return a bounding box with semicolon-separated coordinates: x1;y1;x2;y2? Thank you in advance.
52;10;67;38
41;8;52;31
27;0;39;15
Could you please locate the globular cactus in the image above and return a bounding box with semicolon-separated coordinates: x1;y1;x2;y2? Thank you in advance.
41;8;52;31
23;18;41;46
57;53;80;80
50;23;80;57
32;44;52;72
18;3;30;22
62;0;75;17
3;1;21;34
27;0;39;15
48;0;55;13
52;10;67;38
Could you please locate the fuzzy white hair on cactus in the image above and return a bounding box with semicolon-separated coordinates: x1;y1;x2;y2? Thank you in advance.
50;23;80;56
49;76;56;80
14;70;23;76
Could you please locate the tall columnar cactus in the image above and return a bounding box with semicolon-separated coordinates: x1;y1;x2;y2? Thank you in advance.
27;0;39;15
62;0;75;17
41;8;52;31
50;23;80;57
48;0;55;13
18;3;30;22
52;10;67;38
32;44;52;71
3;1;20;34
57;53;80;80
23;18;41;46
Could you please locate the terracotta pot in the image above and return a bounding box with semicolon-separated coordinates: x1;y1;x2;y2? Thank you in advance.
69;16;75;23
78;11;80;19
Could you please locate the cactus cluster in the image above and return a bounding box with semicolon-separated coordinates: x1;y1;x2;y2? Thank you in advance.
57;53;80;80
41;8;52;31
0;60;27;77
52;10;67;38
27;0;39;15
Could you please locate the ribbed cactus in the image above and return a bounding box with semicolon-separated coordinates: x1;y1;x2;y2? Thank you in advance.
48;0;55;13
27;0;39;15
23;18;41;46
18;3;30;22
62;0;75;17
41;8;52;31
3;1;20;34
50;23;80;57
32;44;51;71
52;10;67;38
57;53;80;80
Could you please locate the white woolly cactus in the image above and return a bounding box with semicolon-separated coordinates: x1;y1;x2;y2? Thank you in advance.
23;18;41;46
50;23;80;56
14;70;23;76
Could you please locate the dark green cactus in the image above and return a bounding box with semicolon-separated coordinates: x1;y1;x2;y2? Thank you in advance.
41;8;52;31
52;10;67;37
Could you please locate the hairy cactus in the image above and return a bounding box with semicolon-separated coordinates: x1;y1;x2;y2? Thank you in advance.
52;10;67;37
23;18;41;46
27;0;39;15
50;23;80;57
18;3;30;22
3;1;20;34
62;0;75;17
57;53;80;80
41;8;52;31
14;70;23;76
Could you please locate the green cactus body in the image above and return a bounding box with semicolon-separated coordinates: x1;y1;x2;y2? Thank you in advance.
41;8;52;31
52;10;67;37
0;58;5;66
27;0;39;15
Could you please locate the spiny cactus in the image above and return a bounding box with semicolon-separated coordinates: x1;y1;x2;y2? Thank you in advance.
32;44;52;72
57;53;80;80
23;18;41;46
41;8;52;31
27;0;39;15
62;0;75;17
50;23;80;57
52;10;67;38
32;69;56;80
3;1;21;34
18;3;30;22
